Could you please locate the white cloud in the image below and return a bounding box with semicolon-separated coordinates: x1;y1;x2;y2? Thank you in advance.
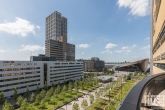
115;50;122;53
122;44;137;49
105;43;117;49
101;50;109;53
122;46;129;49
145;37;150;40
126;50;131;53
0;17;40;37
110;51;113;54
117;0;150;16
82;52;84;54
77;44;90;48
132;44;137;48
0;50;6;53
19;44;44;51
141;45;150;50
36;25;40;30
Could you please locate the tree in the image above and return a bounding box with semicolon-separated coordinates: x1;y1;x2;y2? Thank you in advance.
55;81;61;94
40;89;46;98
103;67;107;74
39;100;46;110
111;70;114;74
72;103;79;110
30;93;35;103
51;81;55;88
47;87;54;97
36;83;40;94
44;81;48;91
95;91;100;100
35;94;41;105
16;96;23;106
0;92;5;109
19;99;29;110
2;101;14;110
89;94;94;104
94;72;98;77
74;81;78;92
68;81;72;92
81;99;88;109
80;81;84;91
25;86;29;100
62;84;67;92
13;88;18;102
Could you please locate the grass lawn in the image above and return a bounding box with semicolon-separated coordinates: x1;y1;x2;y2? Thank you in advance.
86;99;108;110
33;90;82;110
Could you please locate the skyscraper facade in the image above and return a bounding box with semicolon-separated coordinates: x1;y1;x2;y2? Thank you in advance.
45;11;75;61
46;11;67;40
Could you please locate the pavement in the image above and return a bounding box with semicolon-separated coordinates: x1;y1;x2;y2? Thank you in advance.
57;82;119;110
57;87;101;110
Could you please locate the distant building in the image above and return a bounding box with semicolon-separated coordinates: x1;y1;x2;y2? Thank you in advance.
45;11;75;61
30;54;56;61
114;58;149;72
77;57;105;72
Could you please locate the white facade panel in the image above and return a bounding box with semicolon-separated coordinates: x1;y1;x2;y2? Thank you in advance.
0;61;83;97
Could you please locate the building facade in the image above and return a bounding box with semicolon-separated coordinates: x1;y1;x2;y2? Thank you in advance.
78;57;105;72
0;61;83;97
114;58;149;72
151;0;165;74
46;11;67;40
45;37;75;61
45;11;75;61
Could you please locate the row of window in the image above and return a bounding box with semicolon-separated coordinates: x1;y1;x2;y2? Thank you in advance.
1;83;40;92
153;51;165;61
152;20;165;53
0;75;40;82
50;68;83;72
0;71;40;77
0;79;40;88
50;70;83;76
50;65;83;68
0;67;40;72
3;63;37;66
50;75;81;83
154;63;165;70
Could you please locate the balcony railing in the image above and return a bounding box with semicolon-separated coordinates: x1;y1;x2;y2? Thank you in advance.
118;73;165;110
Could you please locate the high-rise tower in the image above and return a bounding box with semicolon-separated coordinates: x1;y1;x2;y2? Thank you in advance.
46;11;67;40
45;11;75;61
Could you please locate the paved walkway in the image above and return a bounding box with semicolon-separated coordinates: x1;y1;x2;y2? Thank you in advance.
57;83;119;110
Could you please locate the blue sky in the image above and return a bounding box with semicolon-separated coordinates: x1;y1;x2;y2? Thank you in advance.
0;0;150;62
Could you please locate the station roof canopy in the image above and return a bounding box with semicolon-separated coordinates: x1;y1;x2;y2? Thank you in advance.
114;58;149;72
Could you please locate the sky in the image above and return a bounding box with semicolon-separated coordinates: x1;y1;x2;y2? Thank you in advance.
0;0;150;62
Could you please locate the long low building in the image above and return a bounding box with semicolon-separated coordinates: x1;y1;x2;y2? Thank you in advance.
114;58;149;72
0;61;83;97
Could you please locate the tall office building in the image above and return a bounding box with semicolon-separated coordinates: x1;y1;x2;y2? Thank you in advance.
46;11;67;40
151;0;165;74
45;11;75;61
